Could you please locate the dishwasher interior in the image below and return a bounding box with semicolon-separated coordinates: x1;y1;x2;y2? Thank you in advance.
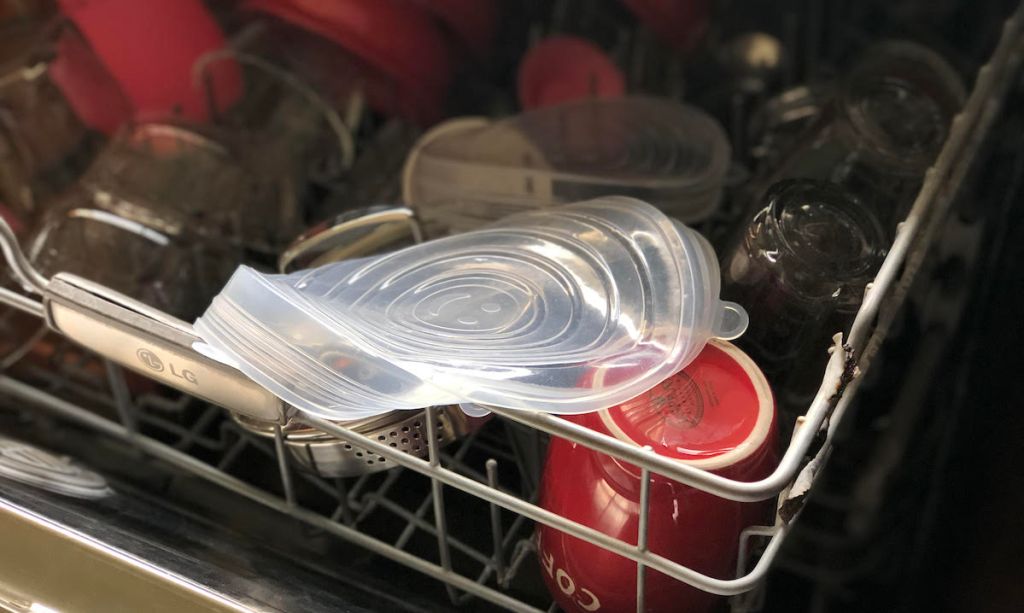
0;1;1022;611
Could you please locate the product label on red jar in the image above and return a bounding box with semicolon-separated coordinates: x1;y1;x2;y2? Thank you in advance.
539;541;602;611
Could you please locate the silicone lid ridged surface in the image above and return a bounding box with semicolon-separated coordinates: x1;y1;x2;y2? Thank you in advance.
194;197;744;419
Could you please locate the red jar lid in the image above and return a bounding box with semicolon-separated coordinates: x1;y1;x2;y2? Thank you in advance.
517;35;625;110
598;340;774;470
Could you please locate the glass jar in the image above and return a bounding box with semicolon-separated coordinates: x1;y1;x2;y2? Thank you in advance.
26;122;248;319
0;19;98;218
763;41;965;231
722;179;887;425
196;19;367;253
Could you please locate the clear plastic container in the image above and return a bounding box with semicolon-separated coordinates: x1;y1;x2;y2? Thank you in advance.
402;96;731;237
722;178;887;427
194;197;747;420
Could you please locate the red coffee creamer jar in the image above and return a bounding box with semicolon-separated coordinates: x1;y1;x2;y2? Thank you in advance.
538;339;778;613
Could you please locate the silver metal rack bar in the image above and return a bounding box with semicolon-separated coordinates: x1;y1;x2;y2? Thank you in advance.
0;286;43;317
636;457;652;613
485;459;507;583
425;406;459;604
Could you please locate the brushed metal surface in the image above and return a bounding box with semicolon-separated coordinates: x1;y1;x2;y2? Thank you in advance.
44;276;287;423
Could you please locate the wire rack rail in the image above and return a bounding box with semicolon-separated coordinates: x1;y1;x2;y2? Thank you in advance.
0;5;1023;611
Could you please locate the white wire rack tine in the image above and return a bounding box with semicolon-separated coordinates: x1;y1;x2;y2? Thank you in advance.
361;493;491;565
732;526;778;612
104;360;139;437
272;423;297;507
0;285;44;317
0;322;46;370
425;406;459;603
636;451;652;613
353;468;402;523
0;215;47;295
395;432;483;549
502;538;535;590
485;459;507;582
394;494;432;550
330;479;355;525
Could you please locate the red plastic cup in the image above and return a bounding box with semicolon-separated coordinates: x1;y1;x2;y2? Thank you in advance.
538;339;778;613
243;0;454;125
622;0;710;53
517;35;626;110
405;0;497;60
48;22;132;135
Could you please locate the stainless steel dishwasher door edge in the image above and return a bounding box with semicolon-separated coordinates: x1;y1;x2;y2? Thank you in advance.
0;497;255;613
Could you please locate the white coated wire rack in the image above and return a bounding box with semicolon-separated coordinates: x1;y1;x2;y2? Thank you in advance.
1;6;1023;612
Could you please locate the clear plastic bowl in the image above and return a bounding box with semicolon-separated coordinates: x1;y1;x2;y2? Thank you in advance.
402;96;731;237
194;197;747;420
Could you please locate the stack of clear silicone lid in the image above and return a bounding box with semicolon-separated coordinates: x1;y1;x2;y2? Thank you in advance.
193;198;747;420
402;96;731;237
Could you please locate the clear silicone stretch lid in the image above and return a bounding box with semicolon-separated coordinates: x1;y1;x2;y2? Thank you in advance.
402;96;731;237
193;198;747;420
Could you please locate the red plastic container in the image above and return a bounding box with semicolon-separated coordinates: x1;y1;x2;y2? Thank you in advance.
58;0;241;125
538;340;778;613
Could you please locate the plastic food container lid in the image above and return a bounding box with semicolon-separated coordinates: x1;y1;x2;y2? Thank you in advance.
403;96;731;236
194;197;747;420
517;35;626;110
840;40;966;174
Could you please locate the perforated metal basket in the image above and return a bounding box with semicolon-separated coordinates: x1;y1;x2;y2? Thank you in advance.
232;407;480;478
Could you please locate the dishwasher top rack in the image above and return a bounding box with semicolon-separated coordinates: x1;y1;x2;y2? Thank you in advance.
1;5;1023;611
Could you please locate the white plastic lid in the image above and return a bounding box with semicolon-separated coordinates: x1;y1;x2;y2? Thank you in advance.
403;96;731;237
194;197;746;420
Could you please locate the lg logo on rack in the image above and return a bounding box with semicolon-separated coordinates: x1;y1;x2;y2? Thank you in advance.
540;548;601;611
136;348;163;372
136;348;197;384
